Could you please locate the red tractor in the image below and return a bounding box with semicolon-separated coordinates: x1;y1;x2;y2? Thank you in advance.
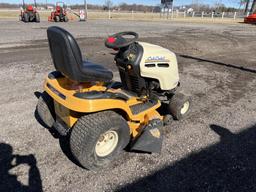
48;2;69;22
20;1;40;23
244;13;256;24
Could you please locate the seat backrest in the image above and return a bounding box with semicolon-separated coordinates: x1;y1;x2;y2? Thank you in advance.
47;26;83;81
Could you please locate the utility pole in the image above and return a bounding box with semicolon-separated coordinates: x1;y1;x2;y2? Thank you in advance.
85;0;88;20
34;0;37;8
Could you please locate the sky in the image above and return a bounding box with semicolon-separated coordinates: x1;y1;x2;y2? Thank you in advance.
0;0;240;8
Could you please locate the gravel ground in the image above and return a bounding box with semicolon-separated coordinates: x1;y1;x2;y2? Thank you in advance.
0;19;256;192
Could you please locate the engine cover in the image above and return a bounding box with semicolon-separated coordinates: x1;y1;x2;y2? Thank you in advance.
138;42;180;91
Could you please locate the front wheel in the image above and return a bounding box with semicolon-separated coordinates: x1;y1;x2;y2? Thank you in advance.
70;111;130;170
169;93;191;120
23;13;29;22
35;13;40;23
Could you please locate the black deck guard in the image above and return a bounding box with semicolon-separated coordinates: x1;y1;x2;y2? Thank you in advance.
131;119;163;153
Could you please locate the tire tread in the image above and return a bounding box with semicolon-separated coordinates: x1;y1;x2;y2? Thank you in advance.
70;111;129;170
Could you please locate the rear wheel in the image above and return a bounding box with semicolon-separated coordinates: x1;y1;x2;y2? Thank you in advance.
64;16;69;22
169;93;191;120
70;111;130;170
36;91;55;128
35;13;40;23
24;13;29;22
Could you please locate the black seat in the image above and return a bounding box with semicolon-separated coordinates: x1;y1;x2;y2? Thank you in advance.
47;26;113;82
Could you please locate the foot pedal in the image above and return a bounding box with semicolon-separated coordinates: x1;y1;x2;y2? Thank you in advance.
130;100;158;115
131;119;163;153
53;119;70;136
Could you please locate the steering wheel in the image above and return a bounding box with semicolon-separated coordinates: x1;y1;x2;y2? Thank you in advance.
105;31;139;49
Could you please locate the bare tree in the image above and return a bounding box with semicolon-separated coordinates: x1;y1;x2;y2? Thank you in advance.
244;0;250;13
104;0;113;10
118;3;154;12
250;0;256;13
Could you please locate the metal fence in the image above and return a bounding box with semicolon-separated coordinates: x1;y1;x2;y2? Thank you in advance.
160;10;248;20
96;10;248;21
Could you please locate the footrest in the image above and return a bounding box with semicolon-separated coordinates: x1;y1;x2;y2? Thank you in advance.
130;100;158;115
130;119;163;153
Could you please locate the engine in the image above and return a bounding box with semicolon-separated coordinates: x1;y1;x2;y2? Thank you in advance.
115;42;180;96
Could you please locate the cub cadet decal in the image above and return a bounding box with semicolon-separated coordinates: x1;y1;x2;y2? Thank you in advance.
145;56;170;63
150;128;161;138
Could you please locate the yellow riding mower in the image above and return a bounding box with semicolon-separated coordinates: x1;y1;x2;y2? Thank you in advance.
36;27;191;170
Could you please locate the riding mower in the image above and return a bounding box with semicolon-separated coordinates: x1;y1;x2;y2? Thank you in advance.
48;2;68;22
36;27;191;170
20;4;40;23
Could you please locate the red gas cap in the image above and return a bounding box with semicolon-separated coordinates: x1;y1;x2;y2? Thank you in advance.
107;37;116;44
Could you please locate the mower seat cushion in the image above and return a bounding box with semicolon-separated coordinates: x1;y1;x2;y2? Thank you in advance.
47;26;113;82
81;61;113;82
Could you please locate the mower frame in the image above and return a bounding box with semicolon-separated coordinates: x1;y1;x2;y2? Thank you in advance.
44;72;162;137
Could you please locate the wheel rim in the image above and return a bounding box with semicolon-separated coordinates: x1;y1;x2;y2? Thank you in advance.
95;130;118;157
181;101;190;115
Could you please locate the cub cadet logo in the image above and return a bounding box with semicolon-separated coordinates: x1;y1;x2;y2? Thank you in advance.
145;56;170;63
150;128;161;138
148;56;165;61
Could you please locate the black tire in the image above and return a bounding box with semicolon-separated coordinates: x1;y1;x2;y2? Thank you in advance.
70;111;130;170
64;16;69;22
169;93;191;120
24;13;29;22
36;91;55;128
35;13;40;23
55;16;60;22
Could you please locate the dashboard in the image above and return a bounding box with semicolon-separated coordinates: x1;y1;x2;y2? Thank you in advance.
115;43;140;65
